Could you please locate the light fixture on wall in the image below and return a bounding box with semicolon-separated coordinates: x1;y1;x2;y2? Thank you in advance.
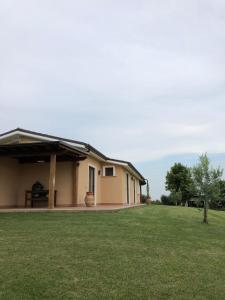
98;170;101;176
37;160;45;163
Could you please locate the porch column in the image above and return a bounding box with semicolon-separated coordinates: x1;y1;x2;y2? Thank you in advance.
48;154;56;209
72;162;79;206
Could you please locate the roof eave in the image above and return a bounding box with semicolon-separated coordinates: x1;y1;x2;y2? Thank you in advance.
0;128;145;181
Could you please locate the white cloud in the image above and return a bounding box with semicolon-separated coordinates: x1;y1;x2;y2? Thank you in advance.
0;0;225;164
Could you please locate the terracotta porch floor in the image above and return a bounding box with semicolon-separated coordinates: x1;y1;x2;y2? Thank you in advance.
0;204;145;213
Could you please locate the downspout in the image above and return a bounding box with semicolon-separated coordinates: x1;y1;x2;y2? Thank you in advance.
140;184;142;203
146;179;150;199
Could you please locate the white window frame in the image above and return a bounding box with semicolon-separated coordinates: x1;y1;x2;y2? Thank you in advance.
103;166;116;177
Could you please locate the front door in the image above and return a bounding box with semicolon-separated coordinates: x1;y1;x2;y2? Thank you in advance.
89;166;95;194
126;173;129;204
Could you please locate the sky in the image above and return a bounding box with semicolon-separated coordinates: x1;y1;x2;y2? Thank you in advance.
0;0;225;199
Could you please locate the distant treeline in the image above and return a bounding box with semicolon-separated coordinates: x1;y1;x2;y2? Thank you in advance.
142;155;225;213
159;155;225;210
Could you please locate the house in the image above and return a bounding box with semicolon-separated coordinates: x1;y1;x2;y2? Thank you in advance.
0;128;146;209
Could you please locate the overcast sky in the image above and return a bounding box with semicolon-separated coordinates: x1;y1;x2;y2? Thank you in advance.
0;1;225;198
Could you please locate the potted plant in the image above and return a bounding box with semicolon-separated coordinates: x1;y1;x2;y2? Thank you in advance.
146;196;152;205
85;192;95;207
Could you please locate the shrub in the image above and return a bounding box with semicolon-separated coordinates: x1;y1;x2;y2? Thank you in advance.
152;200;162;205
161;195;171;205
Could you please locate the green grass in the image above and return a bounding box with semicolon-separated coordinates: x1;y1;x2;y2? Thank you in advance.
0;206;225;300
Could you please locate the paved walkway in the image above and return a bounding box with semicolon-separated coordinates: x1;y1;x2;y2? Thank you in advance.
0;204;145;213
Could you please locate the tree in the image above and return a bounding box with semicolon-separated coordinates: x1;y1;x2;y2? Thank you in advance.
165;163;193;205
169;191;182;206
161;193;181;206
209;180;225;209
218;180;225;209
161;194;170;205
191;154;223;223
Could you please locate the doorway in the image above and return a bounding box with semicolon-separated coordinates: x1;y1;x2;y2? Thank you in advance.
89;166;95;194
126;173;129;204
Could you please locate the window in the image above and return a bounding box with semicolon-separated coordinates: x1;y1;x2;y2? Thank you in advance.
89;166;95;193
103;166;115;177
105;167;114;176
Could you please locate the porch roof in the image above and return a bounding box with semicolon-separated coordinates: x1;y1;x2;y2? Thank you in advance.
0;141;87;163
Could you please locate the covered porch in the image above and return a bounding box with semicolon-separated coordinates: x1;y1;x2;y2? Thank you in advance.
0;141;86;209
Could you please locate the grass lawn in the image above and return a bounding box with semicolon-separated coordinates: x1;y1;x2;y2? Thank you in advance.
0;206;225;300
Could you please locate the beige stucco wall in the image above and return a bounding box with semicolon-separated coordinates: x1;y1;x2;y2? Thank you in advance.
0;131;143;207
17;162;74;207
101;165;125;205
76;157;141;206
0;158;19;207
0;159;75;207
129;177;140;205
122;171;141;206
0;156;142;207
135;178;141;204
17;163;49;207
76;156;102;206
130;177;140;205
130;176;135;205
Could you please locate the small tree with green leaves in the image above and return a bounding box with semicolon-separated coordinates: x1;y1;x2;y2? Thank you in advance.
166;163;193;205
191;154;223;223
218;180;225;209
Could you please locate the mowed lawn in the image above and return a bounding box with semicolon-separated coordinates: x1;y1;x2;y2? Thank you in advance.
0;206;225;300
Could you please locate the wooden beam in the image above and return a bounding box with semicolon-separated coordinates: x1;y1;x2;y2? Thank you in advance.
72;162;79;207
48;154;56;209
18;154;82;164
11;150;65;158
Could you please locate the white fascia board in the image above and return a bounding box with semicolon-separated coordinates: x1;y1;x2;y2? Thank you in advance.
0;131;23;140
106;160;142;179
0;130;86;149
62;141;86;149
0;130;57;142
126;166;142;180
106;160;128;167
88;151;106;161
